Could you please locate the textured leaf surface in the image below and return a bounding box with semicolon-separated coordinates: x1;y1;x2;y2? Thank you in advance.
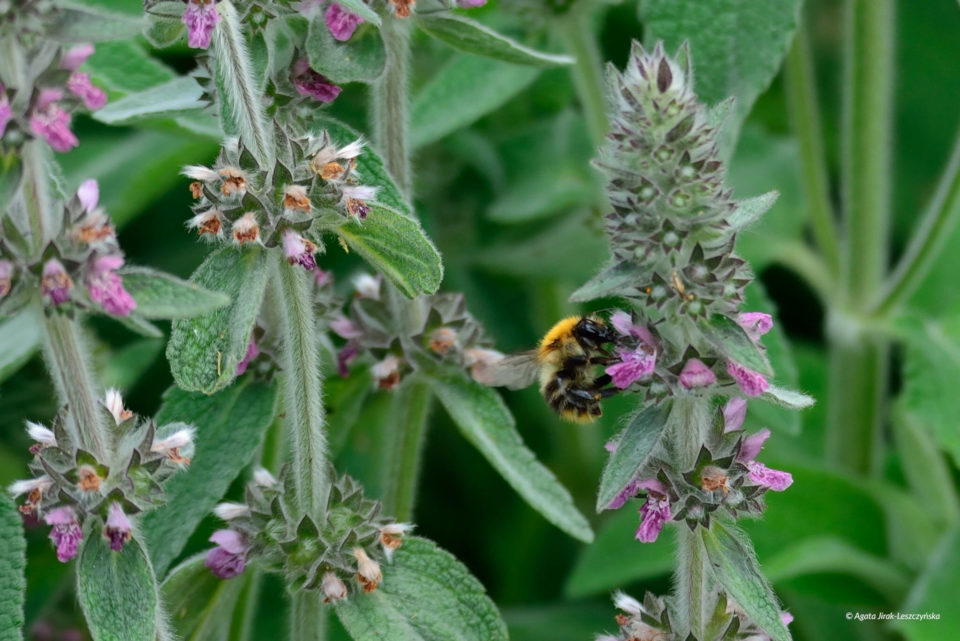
702;522;791;641
77;537;158;641
142;379;277;577
161;554;248;641
335;537;507;641
120;266;230;320
0;494;25;641
428;367;593;542
416;14;572;67
596;404;671;512
334;204;443;299
167;246;268;394
641;0;801;136
570;261;648;303
47;5;143;42
702;314;772;375
93;77;205;125
411;55;540;148
306;15;385;84
0;307;42;384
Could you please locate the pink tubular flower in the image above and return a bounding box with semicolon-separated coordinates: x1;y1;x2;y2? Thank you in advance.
61;44;95;71
679;358;715;389
103;503;132;552
29;98;78;153
282;229;318;271
41;259;73;305
44;507;82;562
726;360;769;397
330;315;362;339
738;312;773;341
608;478;664;511
291;58;342;102
0;84;11;138
236;337;259;376
636;492;670;543
737;428;793;491
205;530;247;579
77;179;99;213
87;255;136;316
325;3;364;41
722;397;747;432
609;309;657;346
606;345;656;389
66;72;107;110
337;341;359;377
183;0;221;49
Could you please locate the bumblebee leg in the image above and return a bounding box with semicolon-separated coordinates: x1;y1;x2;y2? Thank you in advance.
597;387;620;399
587;355;616;366
592;373;612;387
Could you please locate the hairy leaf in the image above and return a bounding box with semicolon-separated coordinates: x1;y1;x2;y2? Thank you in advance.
333;204;443;299
428;366;593;542
702;314;772;376
142;379;278;577
167;246;269;394
306;15;386;84
570;261;649;303
77;537;158;641
47;5;143;42
335;537;507;641
416;14;572;67
596;403;672;512
0;307;42;384
93;77;205;126
119;266;230;320
161;554;249;641
0;494;25;641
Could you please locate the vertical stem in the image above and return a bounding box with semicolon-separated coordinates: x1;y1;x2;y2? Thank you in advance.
827;0;894;474
379;376;432;521
290;592;327;641
273;254;330;519
669;396;713;639
373;16;412;198
559;10;609;149
42;312;107;459
20;142;55;255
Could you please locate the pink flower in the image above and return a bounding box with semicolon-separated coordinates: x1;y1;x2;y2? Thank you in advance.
236;337;259;375
325;3;364;41
679;358;715;389
635;493;670;543
330;315;362;339
0;260;12;299
314;267;332;287
66;72;107;110
282;229;318;271
205;530;248;579
61;44;95;71
726;360;769;397
86;255;136;316
606;345;656;388
44;507;82;562
291;58;342;103
0;84;12;139
103;503;132;552
77;179;99;213
738;312;773;341
183;0;221;49
337;341;359;377
736;428;793;491
608;478;665;511
41;259;73;305
609;309;656;346
722;397;747;432
29;98;78;153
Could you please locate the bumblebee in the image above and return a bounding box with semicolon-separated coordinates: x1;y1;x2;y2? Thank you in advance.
479;315;620;423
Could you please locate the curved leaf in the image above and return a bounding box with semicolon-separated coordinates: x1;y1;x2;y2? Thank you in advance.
77;537;158;641
120;266;231;320
161;554;249;641
416;14;572;67
595;403;672;512
93;77;205;126
47;5;143;42
701;313;772;376
306;15;385;84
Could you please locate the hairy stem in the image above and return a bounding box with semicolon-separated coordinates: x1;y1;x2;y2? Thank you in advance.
560;10;609;148
20;142;55;256
273;254;330;518
669;396;713;639
373;15;412;198
42;312;107;459
784;21;839;276
828;0;894;474
380;376;432;520
290;591;327;641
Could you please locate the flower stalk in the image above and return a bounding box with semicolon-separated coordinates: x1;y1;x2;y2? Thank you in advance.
372;14;412;197
379;376;432;520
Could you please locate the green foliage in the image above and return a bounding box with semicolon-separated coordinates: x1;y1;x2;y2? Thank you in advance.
45;5;143;42
701;314;772;376
895;527;960;641
93;78;206;126
0;307;41;383
0;494;25;641
334;537;508;641
306;16;386;84
416;15;573;67
118;266;230;319
161;555;251;641
595;403;671;512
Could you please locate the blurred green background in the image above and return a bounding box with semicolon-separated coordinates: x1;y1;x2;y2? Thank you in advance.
3;0;960;640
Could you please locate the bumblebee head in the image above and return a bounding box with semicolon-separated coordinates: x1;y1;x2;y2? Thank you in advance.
573;316;617;349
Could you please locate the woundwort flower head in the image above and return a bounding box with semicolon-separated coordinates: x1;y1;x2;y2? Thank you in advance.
291;58;342;103
102;388;133;425
188;208;224;238
214;502;251;521
218;167;247;196
635;493;670;543
61;44;95;71
0;260;13;299
87;255;136;316
678;358;715;389
77;464;102;491
283;184;311;213
205;530;247;578
428;327;457;354
609;310;657;347
372;355;401;390
151;428;194;465
103;503;132;552
44;507;82;562
183;0;221;49
321;571;348;602
736;428;793;491
352;547;382;592
379;523;413;560
66;72;106;111
326;3;364;41
29;95;77;153
282;229;318;271
41;259;73;306
310;138;363;179
77;179;99;213
738;312;773;341
342;185;376;220
607;477;664;511
726;360;769;397
232;212;260;245
606;345;656;389
236;337;259;376
723;397;747;432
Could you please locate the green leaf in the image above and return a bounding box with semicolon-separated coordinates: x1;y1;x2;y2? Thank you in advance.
0;307;42;384
46;4;144;42
416;14;572;67
142;379;278;577
595;403;671;512
161;554;249;641
305;15;386;84
701;314;772;376
93;77;206;126
411;55;540;148
334;537;507;641
97;339;164;392
640;0;801;138
76;537;158;641
428;366;593;543
894;527;960;641
701;521;791;641
570;261;648;303
0;494;25;641
167;247;269;394
760;385;814;410
0;152;23;210
728;191;779;231
86;40;176;94
333;204;443;299
119;266;231;320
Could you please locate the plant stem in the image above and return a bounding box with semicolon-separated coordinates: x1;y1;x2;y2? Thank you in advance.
290;591;327;641
827;0;894;475
874;131;960;316
783;20;839;276
669;396;713;639
560;10;609;149
373;15;412;198
20;142;55;256
42;312;107;459
379;376;432;521
273;254;330;519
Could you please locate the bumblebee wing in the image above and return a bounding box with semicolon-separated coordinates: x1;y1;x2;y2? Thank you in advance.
473;351;540;390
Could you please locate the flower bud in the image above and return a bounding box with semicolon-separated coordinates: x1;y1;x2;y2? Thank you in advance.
103;503;132;552
352;547;382;592
322;571;348;602
218;167;247;197
372;355;401;391
41;259;73;306
0;260;12;299
283;185;311;213
722;397;747;432
188;208;224;237
291;59;341;103
26;422;57;452
325;3;364;41
76;464;102;492
205;530;248;579
231;212;260;246
151;428;195;465
725;360;769;397
428;327;457;354
214;502;251;521
87;255;136;316
282;229;318;271
678;358;715;389
379;523;413;560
